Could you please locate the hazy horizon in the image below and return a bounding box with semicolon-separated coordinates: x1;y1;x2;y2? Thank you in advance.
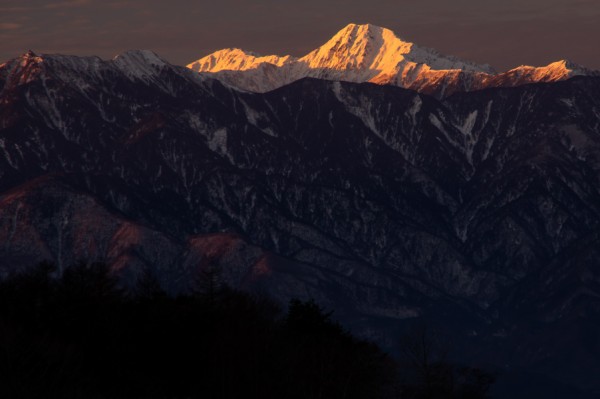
1;0;599;71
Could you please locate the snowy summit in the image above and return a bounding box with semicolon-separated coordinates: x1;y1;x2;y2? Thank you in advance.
187;23;598;98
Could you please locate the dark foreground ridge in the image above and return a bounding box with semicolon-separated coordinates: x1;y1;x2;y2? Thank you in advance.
0;262;494;399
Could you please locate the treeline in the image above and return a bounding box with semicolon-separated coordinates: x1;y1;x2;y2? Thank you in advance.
0;262;494;398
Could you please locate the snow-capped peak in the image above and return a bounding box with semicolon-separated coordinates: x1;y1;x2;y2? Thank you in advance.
502;59;600;84
188;48;295;73
299;23;494;75
112;50;169;81
113;50;166;68
539;59;597;77
188;23;494;81
186;23;598;97
299;23;402;71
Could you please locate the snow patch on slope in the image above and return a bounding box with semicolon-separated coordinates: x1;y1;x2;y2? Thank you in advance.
113;50;167;81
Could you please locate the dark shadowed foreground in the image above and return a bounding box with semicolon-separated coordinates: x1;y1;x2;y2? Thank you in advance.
0;262;494;399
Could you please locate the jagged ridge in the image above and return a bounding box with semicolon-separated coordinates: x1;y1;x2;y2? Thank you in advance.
187;23;599;98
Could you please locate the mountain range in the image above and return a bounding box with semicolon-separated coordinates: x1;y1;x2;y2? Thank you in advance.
1;24;600;397
189;23;599;98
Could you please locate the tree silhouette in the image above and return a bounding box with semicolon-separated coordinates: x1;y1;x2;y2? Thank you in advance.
134;266;166;299
192;256;224;302
0;261;494;399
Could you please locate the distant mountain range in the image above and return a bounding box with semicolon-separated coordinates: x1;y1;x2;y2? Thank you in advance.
188;23;600;98
1;24;600;397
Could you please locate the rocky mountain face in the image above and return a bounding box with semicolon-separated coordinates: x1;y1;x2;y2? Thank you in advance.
189;23;599;98
2;49;600;396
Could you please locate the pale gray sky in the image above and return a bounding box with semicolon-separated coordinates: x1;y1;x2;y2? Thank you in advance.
1;0;599;71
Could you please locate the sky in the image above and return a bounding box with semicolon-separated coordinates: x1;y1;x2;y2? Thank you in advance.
1;0;599;71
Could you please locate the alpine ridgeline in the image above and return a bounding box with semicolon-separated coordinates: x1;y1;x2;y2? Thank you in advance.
189;23;599;98
1;27;600;398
